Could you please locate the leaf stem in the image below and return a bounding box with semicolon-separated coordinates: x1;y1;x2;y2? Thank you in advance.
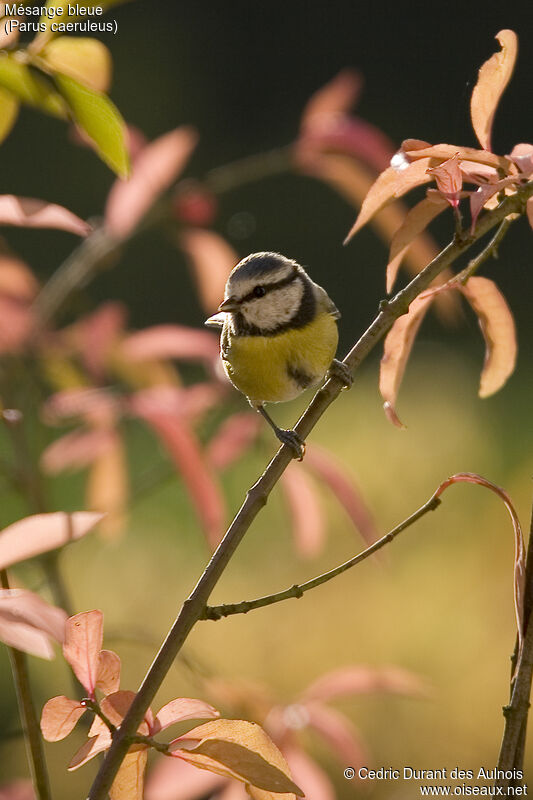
202;494;441;620
0;570;52;800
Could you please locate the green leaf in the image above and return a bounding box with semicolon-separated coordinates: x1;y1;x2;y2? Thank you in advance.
54;74;130;177
42;37;112;92
0;53;66;117
0;85;19;144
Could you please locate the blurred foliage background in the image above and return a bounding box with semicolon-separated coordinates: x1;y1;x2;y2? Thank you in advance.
1;2;533;798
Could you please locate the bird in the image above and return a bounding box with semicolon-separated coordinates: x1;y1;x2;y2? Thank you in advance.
205;252;351;459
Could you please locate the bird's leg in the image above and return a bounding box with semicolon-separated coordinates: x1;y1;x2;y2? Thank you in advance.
327;358;353;389
256;405;305;461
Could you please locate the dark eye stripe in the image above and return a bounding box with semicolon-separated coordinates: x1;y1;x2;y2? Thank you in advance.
241;270;298;303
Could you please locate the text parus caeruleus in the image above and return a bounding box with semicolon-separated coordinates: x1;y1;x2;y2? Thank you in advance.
206;252;351;459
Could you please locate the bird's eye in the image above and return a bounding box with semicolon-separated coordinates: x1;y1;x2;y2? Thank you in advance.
253;285;266;298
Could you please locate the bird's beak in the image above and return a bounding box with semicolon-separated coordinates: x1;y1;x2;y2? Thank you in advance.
218;296;240;312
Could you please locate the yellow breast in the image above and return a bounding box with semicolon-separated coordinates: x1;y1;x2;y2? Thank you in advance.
222;311;339;406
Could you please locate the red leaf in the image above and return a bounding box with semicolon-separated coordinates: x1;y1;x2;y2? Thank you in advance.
120;324;219;365
41;428;116;474
471;30;518;151
302;665;430;702
42;388;119;426
379;294;434;427
469;177;519;230
460;277;517;397
305;445;379;546
40;695;85;741
434;473;525;653
181;228;239;314
304;702;368;768
135;411;226;548
152;698;219;735
206;413;262;470
284;745;335;800
75;302;127;379
0;512;104;570
300;69;363;128
0;295;33;355
128;384;221;425
0;780;35;800
426;153;463;206
105;127;198;239
0;195;90;235
144;756;226;800
63;610;103;696
0;589;67;659
95;649;121;695
280;464;326;558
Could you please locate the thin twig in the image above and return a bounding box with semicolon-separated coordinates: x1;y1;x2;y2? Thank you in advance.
496;493;533;789
87;180;533;800
457;216;514;285
1;570;52;800
202;494;441;620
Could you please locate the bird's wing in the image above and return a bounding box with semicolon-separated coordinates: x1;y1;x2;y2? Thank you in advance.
204;312;226;329
312;282;341;320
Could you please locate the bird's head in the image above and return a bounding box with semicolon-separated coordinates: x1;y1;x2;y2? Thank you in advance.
219;252;310;333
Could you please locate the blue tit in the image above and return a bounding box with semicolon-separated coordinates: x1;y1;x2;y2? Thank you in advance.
206;252;350;459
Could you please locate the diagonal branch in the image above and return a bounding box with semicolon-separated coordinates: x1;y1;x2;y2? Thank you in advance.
202;493;441;620
87;182;533;800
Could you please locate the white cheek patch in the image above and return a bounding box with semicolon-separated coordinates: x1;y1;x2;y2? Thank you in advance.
241;281;304;331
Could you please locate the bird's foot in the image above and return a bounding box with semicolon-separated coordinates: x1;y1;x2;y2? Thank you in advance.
327;358;353;389
275;428;306;461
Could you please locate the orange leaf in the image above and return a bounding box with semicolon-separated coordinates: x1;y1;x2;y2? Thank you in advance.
0;195;90;235
344;158;433;242
136;411;226;548
40;695;85;741
0;589;67;659
95;649;121;695
386;195;448;292
379;294;434;427
63;610;103;696
172;720;302;796
152;698;219;735
460;277;517;397
304;445;379;546
0;511;104;570
144;757;226;800
426;153;462;205
68;733;111;770
434;473;525;655
181;228;239;314
105;127;198;239
280;465;325;558
0;256;39;301
86;431;129;540
302;665;429;701
403;143;511;171
109;749;148;800
470;30;518;151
